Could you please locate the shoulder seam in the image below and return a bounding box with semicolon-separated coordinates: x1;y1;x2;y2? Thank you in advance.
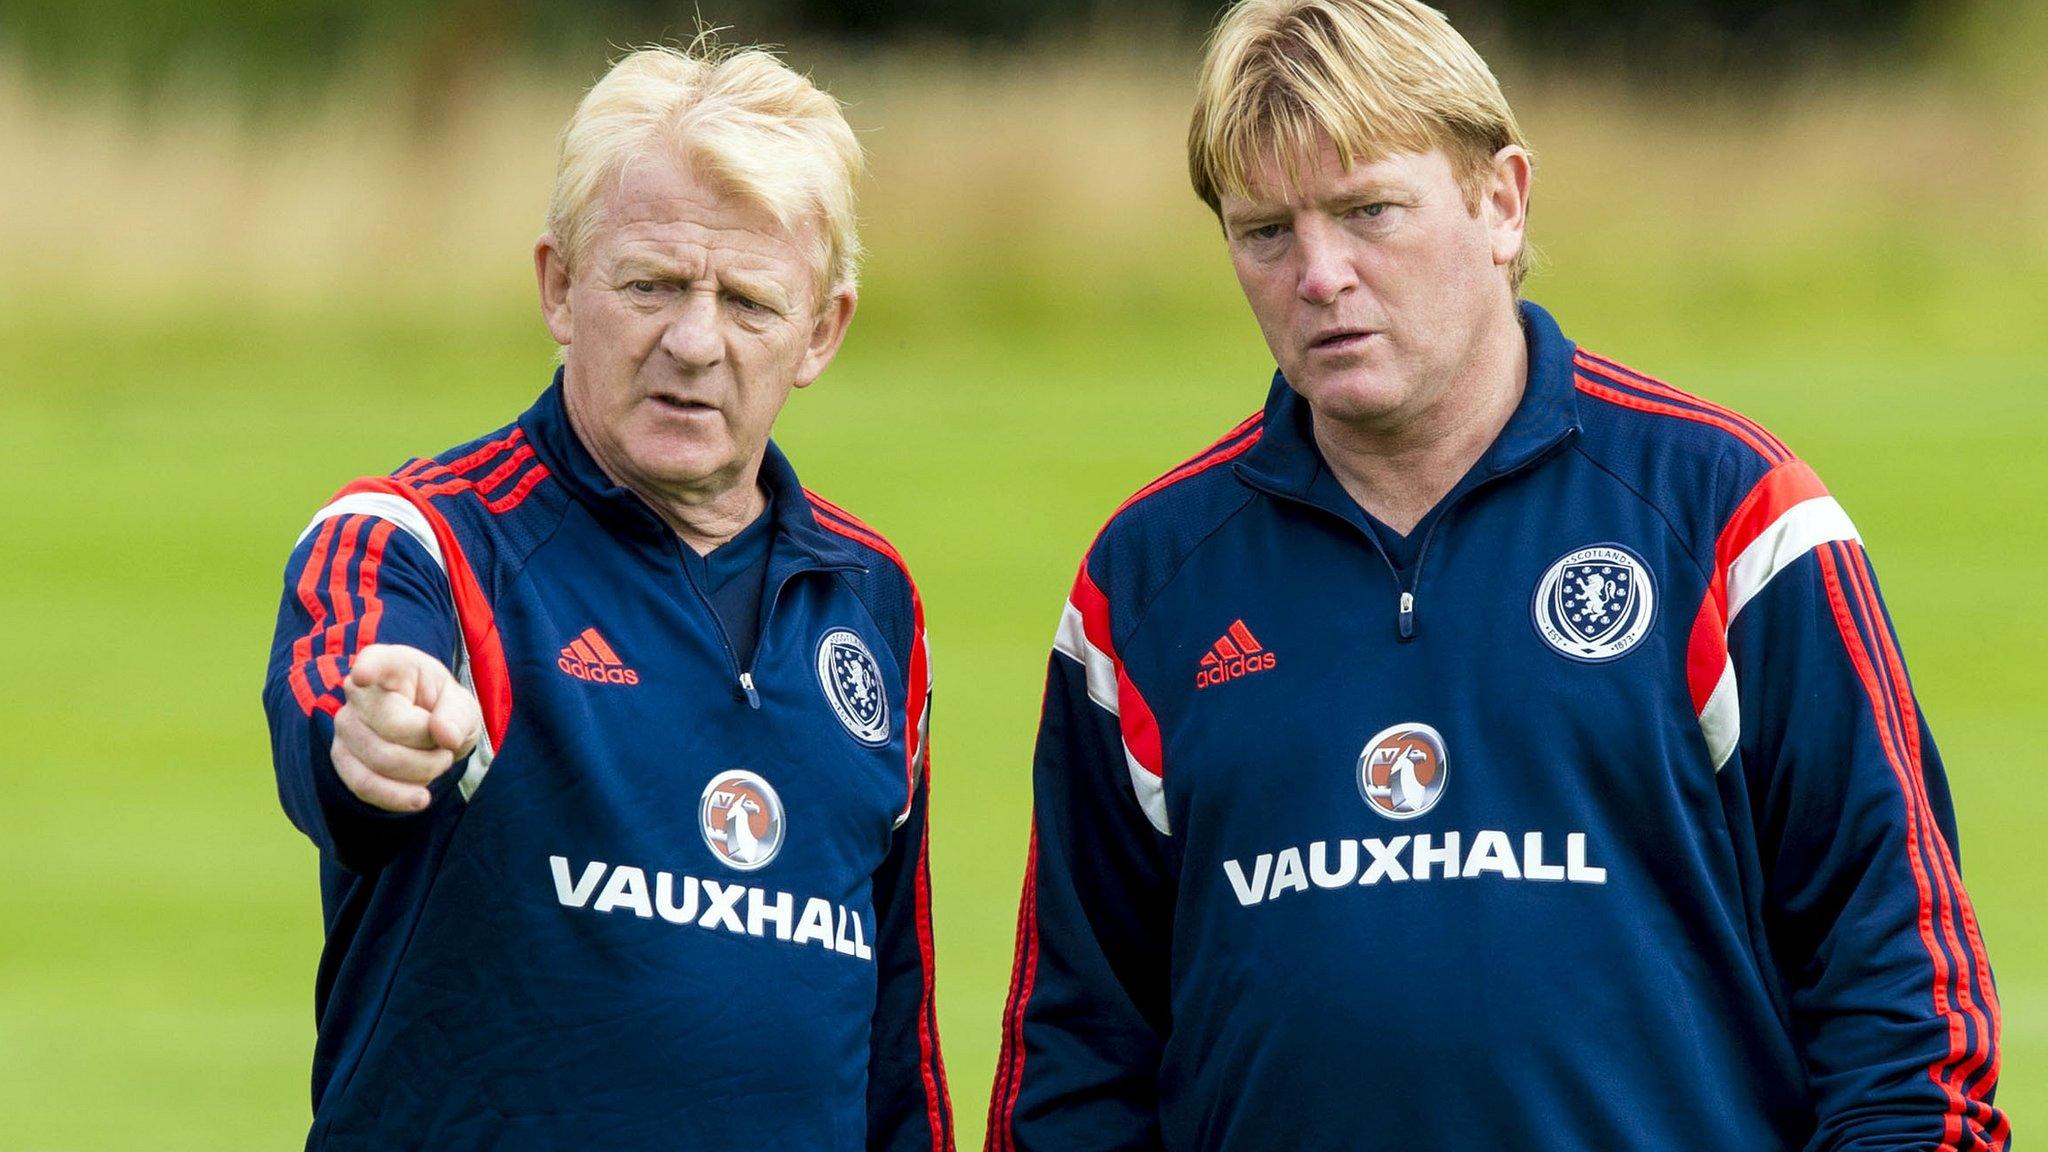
1080;408;1267;646
497;496;576;601
821;568;904;666
1118;486;1263;653
1568;441;1714;584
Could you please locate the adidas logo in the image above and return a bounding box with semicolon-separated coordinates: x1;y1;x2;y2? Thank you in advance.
1195;619;1277;689
557;627;640;686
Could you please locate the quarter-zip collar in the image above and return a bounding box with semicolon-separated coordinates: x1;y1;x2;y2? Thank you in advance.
1235;299;1582;508
517;369;869;572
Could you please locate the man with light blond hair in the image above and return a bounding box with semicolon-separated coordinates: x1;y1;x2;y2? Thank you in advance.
262;42;953;1150
987;1;2004;1148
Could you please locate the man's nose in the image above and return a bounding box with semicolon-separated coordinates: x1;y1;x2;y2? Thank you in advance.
661;291;724;368
1295;219;1356;307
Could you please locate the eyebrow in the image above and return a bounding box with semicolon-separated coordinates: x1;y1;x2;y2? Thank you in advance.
612;258;793;311
1221;205;1290;230
720;271;792;311
1323;183;1407;207
1222;182;1410;230
613;255;687;280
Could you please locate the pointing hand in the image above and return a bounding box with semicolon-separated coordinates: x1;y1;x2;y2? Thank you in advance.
330;644;482;813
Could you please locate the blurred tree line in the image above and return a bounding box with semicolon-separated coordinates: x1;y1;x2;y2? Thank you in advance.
783;0;1924;63
0;0;1943;95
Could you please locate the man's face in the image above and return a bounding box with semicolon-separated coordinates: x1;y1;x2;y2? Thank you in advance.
1219;140;1525;430
536;155;855;503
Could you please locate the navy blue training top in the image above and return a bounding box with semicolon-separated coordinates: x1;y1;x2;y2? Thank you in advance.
262;377;953;1151
989;301;2004;1151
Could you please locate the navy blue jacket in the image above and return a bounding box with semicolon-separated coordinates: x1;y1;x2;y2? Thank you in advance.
263;379;953;1151
987;303;2004;1151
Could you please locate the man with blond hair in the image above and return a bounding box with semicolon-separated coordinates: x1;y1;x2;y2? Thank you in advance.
987;1;2004;1148
262;42;953;1150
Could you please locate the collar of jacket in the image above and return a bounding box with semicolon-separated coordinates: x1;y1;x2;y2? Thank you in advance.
1234;299;1583;503
517;369;870;571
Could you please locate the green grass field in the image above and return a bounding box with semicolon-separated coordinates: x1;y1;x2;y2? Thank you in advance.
1;53;2042;1148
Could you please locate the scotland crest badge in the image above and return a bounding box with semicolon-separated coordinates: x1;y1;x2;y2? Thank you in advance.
1532;544;1657;662
816;628;890;746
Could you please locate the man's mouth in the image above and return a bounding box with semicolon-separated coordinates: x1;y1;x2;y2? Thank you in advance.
650;393;717;414
1309;327;1377;352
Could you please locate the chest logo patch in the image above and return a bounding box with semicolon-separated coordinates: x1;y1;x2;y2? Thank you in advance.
1358;722;1449;820
557;626;639;685
1532;544;1657;662
700;770;785;871
816;628;890;746
1196;618;1277;689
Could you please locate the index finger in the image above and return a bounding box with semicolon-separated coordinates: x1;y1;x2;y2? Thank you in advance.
342;674;439;750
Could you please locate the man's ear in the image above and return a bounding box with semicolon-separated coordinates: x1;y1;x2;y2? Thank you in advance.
536;233;574;347
1484;146;1533;272
792;285;858;390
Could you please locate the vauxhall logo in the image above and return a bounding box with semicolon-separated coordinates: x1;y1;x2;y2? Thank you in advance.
1221;721;1608;907
1358;723;1448;819
700;770;784;871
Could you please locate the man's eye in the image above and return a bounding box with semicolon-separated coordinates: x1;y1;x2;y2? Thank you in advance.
1248;223;1285;241
626;280;666;294
728;295;769;314
1354;203;1389;219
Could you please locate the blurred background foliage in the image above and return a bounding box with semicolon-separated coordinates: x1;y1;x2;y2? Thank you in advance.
0;1;2041;1146
5;0;2039;108
0;0;1972;91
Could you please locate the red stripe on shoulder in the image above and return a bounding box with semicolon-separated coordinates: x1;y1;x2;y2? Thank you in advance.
288;519;342;716
469;442;534;495
483;459;553;513
1683;460;1833;709
442;428;525;477
1114;410;1265;518
288;514;404;718
1069;561;1115;661
1069;560;1163;780
330;477;514;751
1577;350;1792;459
804;491;886;549
1116;662;1164;779
1573;366;1788;465
804;489;909;572
1714;461;1829;576
316;515;367;691
397;430;552;515
353;520;399;651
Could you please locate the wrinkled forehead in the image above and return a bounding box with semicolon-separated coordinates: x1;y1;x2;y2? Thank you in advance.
589;154;827;279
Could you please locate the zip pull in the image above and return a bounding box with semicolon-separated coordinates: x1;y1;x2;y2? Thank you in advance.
738;671;761;710
1397;591;1416;641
